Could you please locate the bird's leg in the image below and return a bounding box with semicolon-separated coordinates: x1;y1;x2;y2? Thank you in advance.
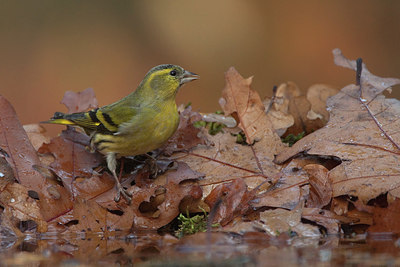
144;153;159;178
107;153;132;204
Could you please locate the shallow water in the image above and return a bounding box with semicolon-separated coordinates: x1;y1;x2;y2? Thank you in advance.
1;231;400;266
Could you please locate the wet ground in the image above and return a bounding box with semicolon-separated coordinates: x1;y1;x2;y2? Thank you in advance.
1;231;400;266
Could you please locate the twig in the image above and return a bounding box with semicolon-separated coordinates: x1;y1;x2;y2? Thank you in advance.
341;142;399;155
185;151;269;179
356;58;400;151
332;173;400;185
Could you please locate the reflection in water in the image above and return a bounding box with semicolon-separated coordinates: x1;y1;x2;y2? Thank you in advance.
1;231;400;266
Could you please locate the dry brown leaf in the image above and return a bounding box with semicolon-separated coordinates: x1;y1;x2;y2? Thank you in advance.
0;183;47;232
72;172;115;200
333;48;400;96
163;106;206;154
306;84;339;125
276;49;400;203
174;128;282;201
251;159;309;210
68;198;126;232
219;67;279;144
0;96;73;222
254;204;320;237
0;96;50;190
0;157;15;190
263;82;300;136
301;208;341;234
263;105;294;137
177;68;286;206
368;198;400;233
38;127;104;195
286;95;320;135
23;124;51;151
60;88;99;114
304;164;332;208
331;197;349;216
204;178;254;226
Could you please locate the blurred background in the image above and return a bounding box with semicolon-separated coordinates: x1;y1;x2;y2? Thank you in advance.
1;0;400;134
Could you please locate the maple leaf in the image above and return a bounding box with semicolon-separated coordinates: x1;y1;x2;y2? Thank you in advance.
276;49;400;203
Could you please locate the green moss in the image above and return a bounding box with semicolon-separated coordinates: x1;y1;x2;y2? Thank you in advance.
281;132;305;147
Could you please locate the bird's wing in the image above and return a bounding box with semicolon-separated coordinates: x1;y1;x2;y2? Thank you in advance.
116;106;157;136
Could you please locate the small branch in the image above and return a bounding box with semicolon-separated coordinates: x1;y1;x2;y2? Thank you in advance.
265;85;277;115
184;151;269;179
342;142;400;155
256;179;309;198
355;57;400;151
356;58;363;100
362;102;400;151
332;173;400;185
250;145;264;175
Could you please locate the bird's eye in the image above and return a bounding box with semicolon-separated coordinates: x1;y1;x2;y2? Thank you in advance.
169;70;177;76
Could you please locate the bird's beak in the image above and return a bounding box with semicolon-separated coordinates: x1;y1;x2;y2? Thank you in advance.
181;70;199;84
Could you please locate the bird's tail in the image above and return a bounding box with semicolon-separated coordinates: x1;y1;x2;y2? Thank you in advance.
42;112;78;125
42;111;98;130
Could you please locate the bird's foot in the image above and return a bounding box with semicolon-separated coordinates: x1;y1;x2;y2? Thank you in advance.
114;181;132;204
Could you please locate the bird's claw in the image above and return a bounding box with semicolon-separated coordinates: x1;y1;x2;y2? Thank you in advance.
114;182;132;204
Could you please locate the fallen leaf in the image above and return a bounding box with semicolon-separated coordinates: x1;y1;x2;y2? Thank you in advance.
301;208;342;234
60;88;99;114
251;159;309;210
219;67;279;144
23;124;51;151
275;49;400;203
174;128;282;201
368;198;400;233
0;183;47;233
38;127;104;195
333;48;400;96
0;157;15;189
286;95;317;135
75;162;204;231
331;197;349;216
304;164;332;208
0;96;73;222
0;96;49;190
204;178;254;226
263;82;298;136
254;204;320;237
163;106;206;155
306;84;339;125
68;198;126;232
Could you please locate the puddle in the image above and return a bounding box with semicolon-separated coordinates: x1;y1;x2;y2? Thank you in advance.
1;231;400;266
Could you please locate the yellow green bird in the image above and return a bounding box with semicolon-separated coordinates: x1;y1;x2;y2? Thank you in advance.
44;64;199;203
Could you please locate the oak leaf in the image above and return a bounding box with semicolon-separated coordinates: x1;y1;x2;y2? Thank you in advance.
276;49;400;203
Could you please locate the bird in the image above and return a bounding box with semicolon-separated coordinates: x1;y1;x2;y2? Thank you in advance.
44;64;199;203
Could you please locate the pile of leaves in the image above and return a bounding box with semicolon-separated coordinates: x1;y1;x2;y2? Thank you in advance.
0;48;399;239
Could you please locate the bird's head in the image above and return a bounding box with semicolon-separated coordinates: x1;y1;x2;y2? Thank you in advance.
141;64;199;100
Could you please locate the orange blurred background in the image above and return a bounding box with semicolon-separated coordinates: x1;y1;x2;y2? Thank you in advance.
1;0;400;133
